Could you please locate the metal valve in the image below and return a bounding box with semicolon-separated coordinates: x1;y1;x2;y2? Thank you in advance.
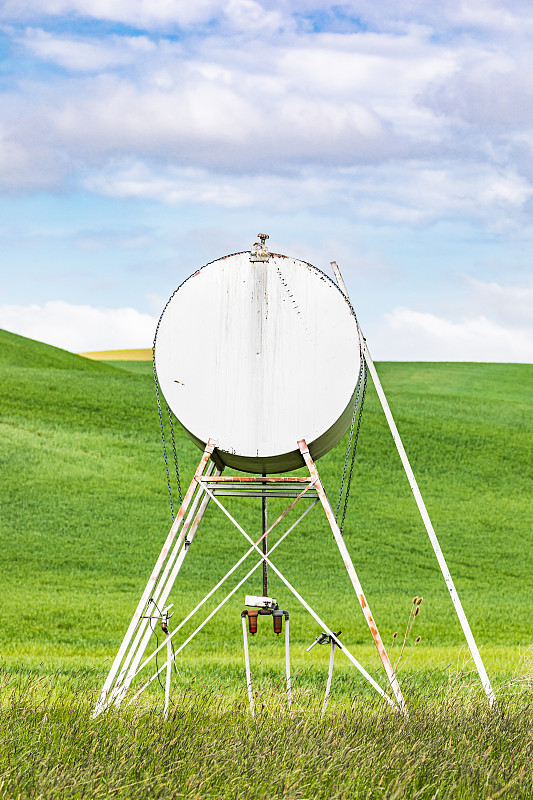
250;233;270;262
142;601;174;635
161;605;174;635
306;630;341;652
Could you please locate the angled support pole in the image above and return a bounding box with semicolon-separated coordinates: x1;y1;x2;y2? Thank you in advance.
331;260;496;707
362;340;496;706
299;440;407;714
93;439;219;716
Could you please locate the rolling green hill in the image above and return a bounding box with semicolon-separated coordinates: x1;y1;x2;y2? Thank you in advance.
1;328;531;696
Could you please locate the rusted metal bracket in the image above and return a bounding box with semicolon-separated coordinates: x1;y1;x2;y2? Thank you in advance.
209;444;225;473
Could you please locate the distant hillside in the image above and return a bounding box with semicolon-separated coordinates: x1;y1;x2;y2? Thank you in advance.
1;329;532;679
0;328;111;372
80;349;152;361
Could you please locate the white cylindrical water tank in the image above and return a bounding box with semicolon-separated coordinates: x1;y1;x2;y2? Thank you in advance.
154;249;363;473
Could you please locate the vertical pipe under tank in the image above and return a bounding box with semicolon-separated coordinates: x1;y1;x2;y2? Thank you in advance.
262;472;268;596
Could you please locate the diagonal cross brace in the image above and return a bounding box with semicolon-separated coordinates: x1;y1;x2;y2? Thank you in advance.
200;482;399;709
127;500;319;704
99;438;404;714
123;485;318;690
129;500;397;711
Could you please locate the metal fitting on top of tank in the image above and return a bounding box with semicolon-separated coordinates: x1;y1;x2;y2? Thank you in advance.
250;233;270;262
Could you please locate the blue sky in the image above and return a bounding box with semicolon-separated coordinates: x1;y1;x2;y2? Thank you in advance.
0;0;532;360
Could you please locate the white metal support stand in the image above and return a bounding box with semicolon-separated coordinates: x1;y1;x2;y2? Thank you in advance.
330;260;496;708
94;437;407;717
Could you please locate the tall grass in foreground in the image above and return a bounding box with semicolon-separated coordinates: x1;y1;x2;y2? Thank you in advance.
1;669;532;799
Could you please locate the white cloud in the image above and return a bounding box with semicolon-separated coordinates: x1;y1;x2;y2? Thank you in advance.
3;1;533;368
0;301;156;351
314;0;533;38
83;162;342;208
222;0;285;33
0;120;68;191
20;28;157;71
463;277;533;329
1;0;285;32
81;159;533;228
424;52;533;132
2;1;533;232
447;0;533;36
369;307;533;362
4;0;533;36
367;276;533;361
0;25;456;189
0;0;227;28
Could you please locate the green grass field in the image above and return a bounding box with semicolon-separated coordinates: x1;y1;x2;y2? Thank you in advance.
1;327;532;798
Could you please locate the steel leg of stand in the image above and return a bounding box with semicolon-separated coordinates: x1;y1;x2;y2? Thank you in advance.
285;615;292;712
321;640;335;717
115;470;217;707
198;485;397;709
112;462;216;707
242;615;254;717
163;632;172;719
93;442;216;715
